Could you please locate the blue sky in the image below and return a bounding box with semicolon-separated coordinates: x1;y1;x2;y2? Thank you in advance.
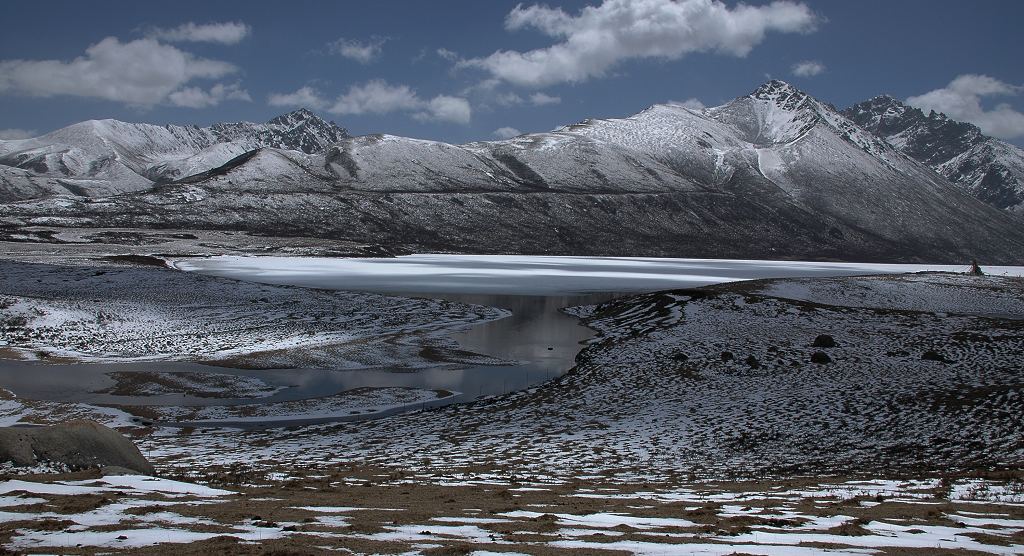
1;0;1023;145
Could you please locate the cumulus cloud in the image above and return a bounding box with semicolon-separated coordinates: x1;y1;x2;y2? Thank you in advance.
0;37;241;108
460;0;818;88
673;98;706;110
168;82;250;108
0;128;37;140
415;95;472;124
267;86;329;110
529;92;561;105
148;21;251;45
907;74;1024;139
328;37;387;64
791;60;825;77
493;126;522;139
330;80;421;115
269;80;472;124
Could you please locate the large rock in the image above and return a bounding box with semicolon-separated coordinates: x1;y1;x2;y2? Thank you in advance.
0;420;154;474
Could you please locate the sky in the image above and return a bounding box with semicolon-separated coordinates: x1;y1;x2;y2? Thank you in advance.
1;0;1023;146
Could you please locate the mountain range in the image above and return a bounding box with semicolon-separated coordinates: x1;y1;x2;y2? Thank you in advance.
1;80;1022;263
0;109;348;201
844;96;1024;214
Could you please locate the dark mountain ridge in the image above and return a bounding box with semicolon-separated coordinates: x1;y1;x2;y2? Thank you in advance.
844;96;1024;213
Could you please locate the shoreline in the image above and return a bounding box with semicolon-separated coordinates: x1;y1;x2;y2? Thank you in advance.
0;238;1022;553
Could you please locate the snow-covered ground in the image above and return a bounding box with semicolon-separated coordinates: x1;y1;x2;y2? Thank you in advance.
0;259;505;366
1;472;1021;554
96;371;287;399
752;272;1024;317
2;256;1023;553
0;258;512;427
4;261;1020;480
108;271;1021;491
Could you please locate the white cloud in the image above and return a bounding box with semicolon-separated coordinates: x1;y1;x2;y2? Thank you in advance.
148;22;251;45
330;80;421;115
168;82;250;108
907;74;1024;139
495;92;524;106
267;86;329;110
791;60;825;77
460;0;818;88
329;37;387;64
437;48;461;62
493;126;522;139
673;98;706;110
0;128;37;140
270;80;472;124
416;95;471;124
491;91;560;107
529;92;561;105
0;37;240;107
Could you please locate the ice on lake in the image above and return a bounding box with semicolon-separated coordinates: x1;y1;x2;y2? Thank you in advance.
174;254;1024;296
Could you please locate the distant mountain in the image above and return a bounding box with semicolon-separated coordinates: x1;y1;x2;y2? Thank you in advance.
0;109;348;201
2;81;1023;263
844;96;1024;213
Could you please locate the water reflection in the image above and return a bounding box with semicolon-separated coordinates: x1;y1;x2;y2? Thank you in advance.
0;291;618;424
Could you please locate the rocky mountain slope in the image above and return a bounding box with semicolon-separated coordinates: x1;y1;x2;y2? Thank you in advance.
844;96;1024;213
2;81;1023;263
0;109;348;201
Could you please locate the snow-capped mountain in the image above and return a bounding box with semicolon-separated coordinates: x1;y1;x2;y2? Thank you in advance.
3;81;1023;263
844;96;1024;213
0;109;348;201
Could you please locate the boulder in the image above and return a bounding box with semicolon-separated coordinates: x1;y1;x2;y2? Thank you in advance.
810;352;832;364
0;420;154;475
812;334;837;348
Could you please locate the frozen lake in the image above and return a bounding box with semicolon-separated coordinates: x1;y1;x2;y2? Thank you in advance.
173;254;1022;296
167;255;1024;424
5;256;1020;428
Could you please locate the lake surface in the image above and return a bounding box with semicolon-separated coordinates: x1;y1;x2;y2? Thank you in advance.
174;254;1024;296
5;256;1022;427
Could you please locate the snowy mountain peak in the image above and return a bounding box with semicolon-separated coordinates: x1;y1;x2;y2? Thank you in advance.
275;107;317;120
863;95;907;115
845;96;1024;212
266;108;334;130
703;80;822;146
749;80;811;105
845;97;985;152
253;109;349;154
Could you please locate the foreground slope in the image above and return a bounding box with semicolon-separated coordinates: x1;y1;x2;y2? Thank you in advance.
3;268;1020;479
845;95;1024;213
3;81;1024;262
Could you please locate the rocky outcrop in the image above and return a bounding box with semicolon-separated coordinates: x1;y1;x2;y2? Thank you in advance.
0;420;154;474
